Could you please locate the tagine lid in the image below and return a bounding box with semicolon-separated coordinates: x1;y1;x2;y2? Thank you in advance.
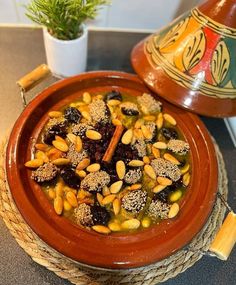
131;0;236;117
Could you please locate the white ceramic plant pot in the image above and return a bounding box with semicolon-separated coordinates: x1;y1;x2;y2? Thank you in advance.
43;25;88;78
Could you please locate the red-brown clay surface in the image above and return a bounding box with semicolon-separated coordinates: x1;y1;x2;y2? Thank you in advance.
6;71;218;269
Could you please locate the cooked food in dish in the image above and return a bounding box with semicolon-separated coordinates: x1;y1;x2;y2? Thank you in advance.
25;91;191;234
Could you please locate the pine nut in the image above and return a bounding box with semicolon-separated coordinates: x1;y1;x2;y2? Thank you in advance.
54;196;63;215
144;165;156;180
92;225;111;234
66;191;78;207
140;105;149;115
83;92;92;104
78;197;94;205
121;129;133;145
93;94;103;100
107;99;121;106
110;181;123;194
77;189;91;199
156;113;163;129
35;151;49;163
52;140;68;152
25;158;44;168
35;143;49;151
152;146;160;158
67;133;77;144
144;115;156;121
141;216;151;228
153;142;167;149
86;163;100;172
121;219;140;230
102;185;110;196
107;105;114;115
153;184;167;193
48;189;56;200
163;113;177;126
70;102;77;107
102;194;116;205
128;160;144;167
86;130;102;140
113;198;121;215
116;160;126;179
130;184;142;190
157;176;172;186
73;136;82;153
76;170;87;178
55;180;64;197
134;118;144;129
76;158;90;171
181;163;190;174
64;186;77;194
52;158;70;166
81;111;92;121
78;105;89;113
168;203;180;218
163;153;180;165
96;193;104;206
183;172;191;186
64;200;72;211
143;156;150;164
48;111;63;118
47;148;63;161
112;118;122;126
146;143;152;155
169;190;182;202
108;222;121;232
141;125;152;140
55;135;67;143
75;101;86;107
133;128;144;139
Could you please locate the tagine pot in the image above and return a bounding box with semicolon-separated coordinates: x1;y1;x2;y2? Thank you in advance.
131;0;236;117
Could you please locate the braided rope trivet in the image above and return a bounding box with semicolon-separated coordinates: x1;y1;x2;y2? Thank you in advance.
0;137;228;285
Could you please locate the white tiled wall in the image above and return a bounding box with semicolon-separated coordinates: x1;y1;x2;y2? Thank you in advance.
0;0;201;30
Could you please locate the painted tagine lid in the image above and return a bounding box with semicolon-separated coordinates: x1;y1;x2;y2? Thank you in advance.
131;0;236;117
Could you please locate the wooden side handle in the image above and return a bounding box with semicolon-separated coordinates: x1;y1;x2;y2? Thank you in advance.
16;64;51;92
209;212;236;260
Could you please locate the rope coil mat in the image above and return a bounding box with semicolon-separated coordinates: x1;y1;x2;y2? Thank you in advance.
0;138;228;285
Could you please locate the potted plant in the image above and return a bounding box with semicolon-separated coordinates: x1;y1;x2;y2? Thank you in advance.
25;0;108;78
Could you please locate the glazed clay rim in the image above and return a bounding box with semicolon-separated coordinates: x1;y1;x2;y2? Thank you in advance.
6;71;218;269
131;39;236;118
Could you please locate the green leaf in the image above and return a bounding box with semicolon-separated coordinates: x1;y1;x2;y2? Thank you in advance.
25;0;110;40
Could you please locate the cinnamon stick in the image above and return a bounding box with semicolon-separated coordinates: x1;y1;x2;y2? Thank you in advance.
102;125;124;163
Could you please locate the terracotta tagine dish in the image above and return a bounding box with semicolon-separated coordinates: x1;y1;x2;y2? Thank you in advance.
6;71;218;269
131;0;236;117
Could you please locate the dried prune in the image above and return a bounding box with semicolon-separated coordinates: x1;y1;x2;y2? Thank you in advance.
64;107;81;123
113;143;139;164
101;161;118;184
153;184;177;203
83;122;115;162
162;128;178;140
121;107;139;116
60;166;80;189
90;205;111;225
44;122;67;145
120;102;139;116
104;90;122;102
153;190;169;204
